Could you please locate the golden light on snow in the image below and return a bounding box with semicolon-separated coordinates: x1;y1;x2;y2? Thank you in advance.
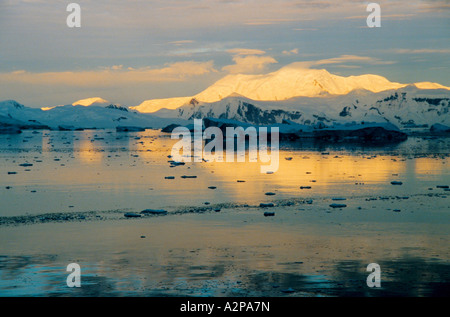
72;97;110;107
132;62;450;113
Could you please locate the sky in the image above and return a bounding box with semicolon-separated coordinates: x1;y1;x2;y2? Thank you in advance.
0;0;449;107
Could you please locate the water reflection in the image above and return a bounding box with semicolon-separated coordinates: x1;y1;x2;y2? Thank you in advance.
0;254;448;297
0;130;448;216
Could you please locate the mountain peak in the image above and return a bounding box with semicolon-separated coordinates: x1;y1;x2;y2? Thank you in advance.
132;63;450;113
414;82;450;90
72;97;110;107
0;100;26;109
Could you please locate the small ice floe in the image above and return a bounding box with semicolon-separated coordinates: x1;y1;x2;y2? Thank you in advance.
264;211;275;217
391;181;403;185
265;192;276;196
140;209;168;215
332;197;346;201
124;212;142;218
116;126;145;132
329;203;347;208
260;203;275;208
58;125;76;131
169;161;185;166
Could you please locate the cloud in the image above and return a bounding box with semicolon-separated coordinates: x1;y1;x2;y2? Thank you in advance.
168;40;195;45
0;61;218;87
313;55;396;66
244;18;297;25
226;48;267;56
288;55;396;69
393;48;450;54
282;48;299;55
344;14;416;20
418;1;450;12
222;49;278;74
222;55;278;74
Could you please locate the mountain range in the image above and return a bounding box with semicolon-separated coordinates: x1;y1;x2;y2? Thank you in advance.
132;63;450;114
0;63;449;132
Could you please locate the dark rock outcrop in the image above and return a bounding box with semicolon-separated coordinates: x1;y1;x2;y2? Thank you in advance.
161;123;182;133
313;126;407;143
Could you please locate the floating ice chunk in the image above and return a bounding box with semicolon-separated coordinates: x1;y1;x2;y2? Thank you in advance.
140;209;168;215
329;203;347;208
124;212;142;218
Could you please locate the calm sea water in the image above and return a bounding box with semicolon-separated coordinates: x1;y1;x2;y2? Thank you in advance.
0;129;449;217
0;129;449;297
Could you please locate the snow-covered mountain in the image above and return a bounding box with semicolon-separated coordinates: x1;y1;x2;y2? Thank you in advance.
0;100;187;130
153;86;450;130
132;63;450;113
1;64;449;133
41;97;117;111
